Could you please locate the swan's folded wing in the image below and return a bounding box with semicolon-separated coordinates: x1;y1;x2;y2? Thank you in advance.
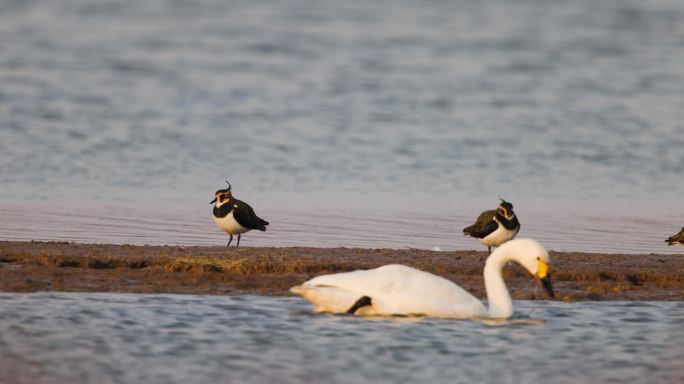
303;266;399;291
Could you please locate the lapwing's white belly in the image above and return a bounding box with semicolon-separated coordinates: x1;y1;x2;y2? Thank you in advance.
479;225;518;247
213;211;250;235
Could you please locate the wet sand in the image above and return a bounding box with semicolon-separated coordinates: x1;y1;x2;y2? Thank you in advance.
0;241;682;301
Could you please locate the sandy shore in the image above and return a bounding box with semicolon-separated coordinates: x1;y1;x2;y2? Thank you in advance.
0;241;682;301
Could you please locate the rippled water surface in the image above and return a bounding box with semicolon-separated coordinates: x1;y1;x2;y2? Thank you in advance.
0;293;682;384
1;0;683;251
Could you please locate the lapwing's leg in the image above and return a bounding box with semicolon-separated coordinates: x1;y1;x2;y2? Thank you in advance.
236;234;241;248
488;246;491;255
227;234;233;247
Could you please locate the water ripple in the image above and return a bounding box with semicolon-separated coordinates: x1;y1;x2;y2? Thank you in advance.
1;294;682;384
0;0;682;204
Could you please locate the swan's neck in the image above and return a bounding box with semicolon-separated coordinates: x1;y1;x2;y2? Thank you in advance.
483;250;513;318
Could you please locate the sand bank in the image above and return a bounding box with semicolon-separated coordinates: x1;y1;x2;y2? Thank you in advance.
0;241;682;301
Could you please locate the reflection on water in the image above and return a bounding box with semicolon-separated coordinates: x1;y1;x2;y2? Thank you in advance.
0;201;681;254
0;293;682;384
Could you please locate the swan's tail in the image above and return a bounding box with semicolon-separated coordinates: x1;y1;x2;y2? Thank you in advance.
290;285;367;314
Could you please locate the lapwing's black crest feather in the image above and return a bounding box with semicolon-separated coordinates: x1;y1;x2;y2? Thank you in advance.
232;199;269;231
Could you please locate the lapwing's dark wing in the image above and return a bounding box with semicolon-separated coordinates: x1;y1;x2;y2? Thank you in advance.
463;209;498;239
665;226;684;245
233;199;269;231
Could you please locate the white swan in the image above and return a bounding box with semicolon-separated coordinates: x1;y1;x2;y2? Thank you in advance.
290;238;554;319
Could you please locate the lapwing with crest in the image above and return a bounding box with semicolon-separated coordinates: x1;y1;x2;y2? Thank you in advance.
665;226;684;247
463;199;520;254
210;181;269;247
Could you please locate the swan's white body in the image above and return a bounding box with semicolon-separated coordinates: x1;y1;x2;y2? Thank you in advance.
291;238;551;319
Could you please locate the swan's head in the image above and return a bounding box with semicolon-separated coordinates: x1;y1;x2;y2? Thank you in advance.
501;238;555;298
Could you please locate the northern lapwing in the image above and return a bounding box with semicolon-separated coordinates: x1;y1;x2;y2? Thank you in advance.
210;181;269;247
463;199;520;254
665;226;684;247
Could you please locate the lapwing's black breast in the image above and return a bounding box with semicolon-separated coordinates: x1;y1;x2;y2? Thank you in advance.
213;203;234;218
497;213;520;231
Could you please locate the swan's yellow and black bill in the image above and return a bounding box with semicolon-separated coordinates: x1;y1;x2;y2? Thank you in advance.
536;259;549;279
536;259;555;298
540;273;555;298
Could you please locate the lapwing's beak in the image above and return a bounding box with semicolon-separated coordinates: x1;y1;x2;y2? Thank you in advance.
210;198;217;205
536;259;555;298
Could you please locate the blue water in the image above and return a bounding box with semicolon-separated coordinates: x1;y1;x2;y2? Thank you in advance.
0;0;683;251
0;293;682;384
